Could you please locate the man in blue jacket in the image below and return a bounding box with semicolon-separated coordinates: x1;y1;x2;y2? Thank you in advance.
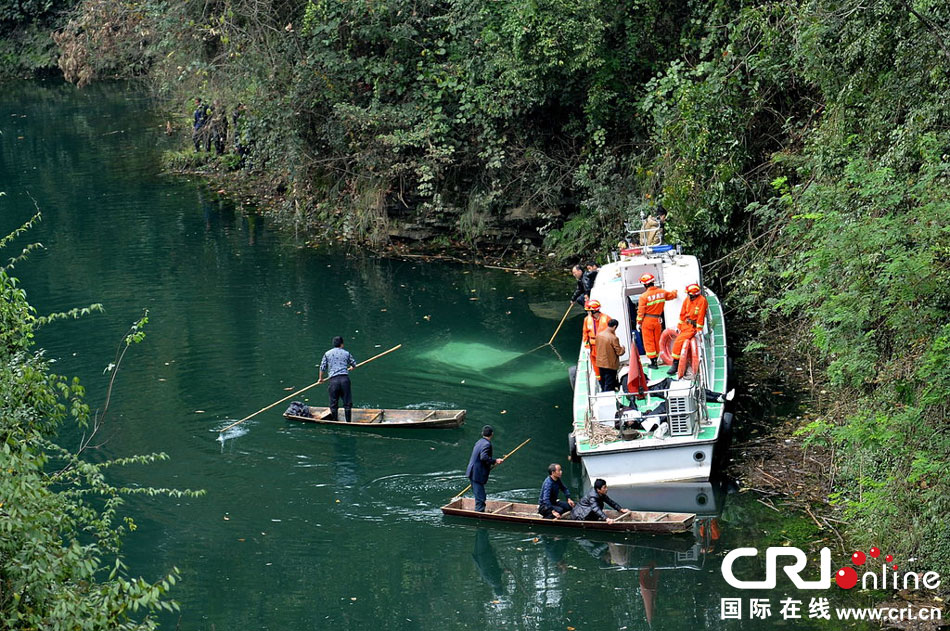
466;425;504;512
538;463;575;519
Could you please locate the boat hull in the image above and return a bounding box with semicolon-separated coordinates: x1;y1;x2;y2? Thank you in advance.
284;406;465;429
579;440;715;485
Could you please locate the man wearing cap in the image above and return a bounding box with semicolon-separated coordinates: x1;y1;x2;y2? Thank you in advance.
466;425;505;512
669;284;708;376
636;274;678;369
582;300;611;378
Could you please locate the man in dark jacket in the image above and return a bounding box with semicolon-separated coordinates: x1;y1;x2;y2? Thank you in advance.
570;264;588;307
466;425;504;511
538;463;575;519
571;478;630;523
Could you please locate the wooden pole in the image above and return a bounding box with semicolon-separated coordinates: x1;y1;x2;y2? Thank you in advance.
548;302;575;345
453;437;531;499
218;344;402;434
496;303;576;368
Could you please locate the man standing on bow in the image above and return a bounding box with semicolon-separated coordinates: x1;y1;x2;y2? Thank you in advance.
318;336;357;422
466;425;504;512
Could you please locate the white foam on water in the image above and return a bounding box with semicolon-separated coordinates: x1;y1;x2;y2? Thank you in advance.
403;400;457;410
215;421;250;444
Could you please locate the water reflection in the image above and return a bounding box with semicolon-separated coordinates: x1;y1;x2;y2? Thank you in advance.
472;528;506;596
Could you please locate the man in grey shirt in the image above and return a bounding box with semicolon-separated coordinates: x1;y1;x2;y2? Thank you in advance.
318;336;357;422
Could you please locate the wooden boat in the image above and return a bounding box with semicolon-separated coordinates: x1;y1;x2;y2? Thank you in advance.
284;405;465;429
440;498;694;533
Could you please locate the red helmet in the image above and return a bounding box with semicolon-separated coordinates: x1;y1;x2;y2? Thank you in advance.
686;283;702;296
640;273;655;284
586;299;602;311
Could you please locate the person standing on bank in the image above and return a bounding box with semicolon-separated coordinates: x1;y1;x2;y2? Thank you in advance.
318;336;357;422
595;318;625;391
571;478;630;524
538;463;575;519
466;425;504;512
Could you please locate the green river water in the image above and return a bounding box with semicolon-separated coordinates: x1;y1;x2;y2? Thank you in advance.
0;80;881;631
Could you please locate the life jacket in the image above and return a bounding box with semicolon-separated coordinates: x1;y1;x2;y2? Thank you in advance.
583;312;611;348
678;295;708;331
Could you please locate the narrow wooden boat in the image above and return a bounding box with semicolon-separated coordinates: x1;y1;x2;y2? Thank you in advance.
284;405;465;429
440;498;694;533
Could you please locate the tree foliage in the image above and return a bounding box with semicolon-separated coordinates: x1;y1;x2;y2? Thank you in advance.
0;214;201;630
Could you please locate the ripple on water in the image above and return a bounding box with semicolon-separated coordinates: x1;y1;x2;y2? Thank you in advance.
214;420;250;444
359;470;470;525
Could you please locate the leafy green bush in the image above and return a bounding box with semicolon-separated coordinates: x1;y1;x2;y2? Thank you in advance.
0;214;201;629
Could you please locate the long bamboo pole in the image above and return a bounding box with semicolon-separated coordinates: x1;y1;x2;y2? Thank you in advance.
547;302;576;345
453;437;531;499
497;303;577;367
218;344;402;434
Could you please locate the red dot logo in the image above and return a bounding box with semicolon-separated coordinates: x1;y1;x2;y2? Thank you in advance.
851;551;866;565
885;554;893;563
836;567;858;589
870;547;881;558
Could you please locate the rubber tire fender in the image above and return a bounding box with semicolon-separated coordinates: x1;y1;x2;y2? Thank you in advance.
568;432;579;463
714;412;735;466
568;365;577;392
658;328;677;365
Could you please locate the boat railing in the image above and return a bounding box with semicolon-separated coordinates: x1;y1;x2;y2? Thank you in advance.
587;382;702;438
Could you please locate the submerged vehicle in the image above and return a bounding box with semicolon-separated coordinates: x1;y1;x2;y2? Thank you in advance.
568;244;734;485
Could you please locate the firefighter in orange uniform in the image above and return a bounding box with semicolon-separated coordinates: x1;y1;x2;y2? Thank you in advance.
668;284;708;376
582;300;611;378
636;273;678;369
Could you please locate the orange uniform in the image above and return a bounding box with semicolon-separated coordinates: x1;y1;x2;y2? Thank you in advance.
672;294;708;360
582;312;611;377
637;286;678;359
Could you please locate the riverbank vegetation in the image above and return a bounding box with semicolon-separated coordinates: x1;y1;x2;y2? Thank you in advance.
0;214;196;628
4;0;949;579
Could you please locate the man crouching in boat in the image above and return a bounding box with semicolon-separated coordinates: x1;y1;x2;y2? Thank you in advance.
538;463;575;519
571;479;630;524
